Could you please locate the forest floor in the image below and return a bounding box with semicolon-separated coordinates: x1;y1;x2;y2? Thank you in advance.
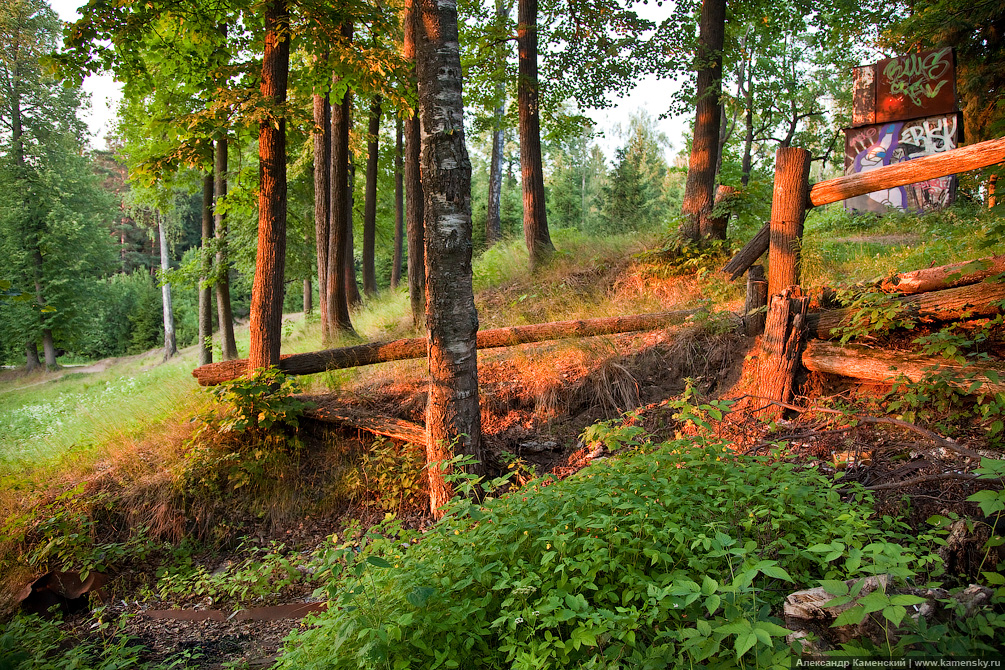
2;213;1005;667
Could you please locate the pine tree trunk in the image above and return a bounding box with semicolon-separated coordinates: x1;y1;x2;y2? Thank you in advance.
391;116;404;289
404;2;425;329
41;329;56;368
158;216;178;361
328;36;355;336
680;0;726;241
214;136;238;360
198;169;214;366
415;0;483;517
248;0;290;372
517;0;553;269
363;95;382;295
313;87;332;340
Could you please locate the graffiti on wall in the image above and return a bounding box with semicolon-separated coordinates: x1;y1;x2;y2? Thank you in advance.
875;48;956;123
844;114;959;214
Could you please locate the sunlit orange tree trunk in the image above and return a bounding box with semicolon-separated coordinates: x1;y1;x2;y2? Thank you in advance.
414;0;483;516
679;0;726;241
248;0;290;371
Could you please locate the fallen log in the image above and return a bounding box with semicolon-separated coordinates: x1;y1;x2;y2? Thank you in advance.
193;308;700;386
755;286;809;418
806;280;1005;340
809;136;1005;208
802;341;1005;394
305;407;427;445
866;255;1005;295
721;222;769;281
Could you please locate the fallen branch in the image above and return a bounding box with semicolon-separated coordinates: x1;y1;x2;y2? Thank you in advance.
868;255;1005;296
721;222;769;280
305;407;427;446
864;473;980;491
803;341;1005;394
193;308;699;385
806;281;1005;339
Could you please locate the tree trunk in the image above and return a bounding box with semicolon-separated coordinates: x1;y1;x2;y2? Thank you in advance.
304;226;313;315
193;308;699;386
680;0;726;241
517;0;554;269
803;341;1005;394
214;136;238;361
755;286;808;418
404;2;425;328
41;329;56;369
198;169;214;366
767;147;812;298
346;152;362;307
362;95;382;296
158;215;178;361
744;264;768;337
328;34;355;336
391;116;404;289
313;87;332;339
485;0;507;248
415;0;483;515
248;0;290;372
25;342;40;372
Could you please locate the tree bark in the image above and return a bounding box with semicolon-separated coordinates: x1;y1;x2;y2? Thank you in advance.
767;147;812;299
404;1;425;328
25;342;40;372
391;116;404;289
313;87;332;340
680;0;726;241
158;215;177;361
193;307;698;386
416;0;483;516
363;95;382;296
517;0;554;268
803;341;1005;394
807;281;1005;340
744;264;767;337
248;0;290;372
755;286;808;418
863;255;1005;296
328;39;355;336
214;135;238;361
198;169;214;366
305;402;428;446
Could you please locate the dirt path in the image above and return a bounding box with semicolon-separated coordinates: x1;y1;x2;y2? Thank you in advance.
0;358;118;394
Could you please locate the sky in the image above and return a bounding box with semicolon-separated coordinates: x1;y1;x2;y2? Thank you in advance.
49;0;689;161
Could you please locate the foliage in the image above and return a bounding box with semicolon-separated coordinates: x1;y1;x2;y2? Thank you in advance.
278;411;942;668
362;438;426;513
830;290;917;345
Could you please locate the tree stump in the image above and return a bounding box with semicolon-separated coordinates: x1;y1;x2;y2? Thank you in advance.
755;286;809;417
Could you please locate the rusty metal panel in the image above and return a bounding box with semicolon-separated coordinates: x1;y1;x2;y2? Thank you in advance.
843;113;960;213
852;65;876;127
875;48;957;124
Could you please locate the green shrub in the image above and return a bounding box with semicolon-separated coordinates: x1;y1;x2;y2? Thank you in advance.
278;423;939;669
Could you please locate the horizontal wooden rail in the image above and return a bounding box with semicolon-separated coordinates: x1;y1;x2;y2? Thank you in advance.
809;136;1005;208
193;307;700;385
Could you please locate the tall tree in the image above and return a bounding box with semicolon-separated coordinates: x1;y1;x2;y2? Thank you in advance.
362;94;382;295
157;212;178;360
328;29;356;336
248;0;290;371
414;0;483;515
198;167;214;365
517;0;554;268
390;115;404;289
404;0;425;328
214;135;238;360
313;65;332;340
680;0;726;242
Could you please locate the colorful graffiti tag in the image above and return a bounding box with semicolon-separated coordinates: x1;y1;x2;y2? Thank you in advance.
875;48;956;123
844;114;959;214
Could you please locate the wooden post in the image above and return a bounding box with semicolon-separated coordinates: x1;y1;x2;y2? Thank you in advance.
755;286;809;417
744;264;768;336
767;147;812;299
721;222;769;281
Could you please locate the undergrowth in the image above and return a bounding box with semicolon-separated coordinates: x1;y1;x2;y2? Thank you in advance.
277;396;999;669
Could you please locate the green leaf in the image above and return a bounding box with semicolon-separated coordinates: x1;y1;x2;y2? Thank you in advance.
981;571;1005;585
882;605;907;627
819;580;849;596
760;565;793;582
754;621;792;637
705;594;721;615
366;556;393;569
701;575;718;595
832;605;867;627
406;586;436;607
735;631;757;658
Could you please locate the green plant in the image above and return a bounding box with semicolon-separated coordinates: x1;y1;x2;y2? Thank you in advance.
361;438;426;512
277;427;939;670
831;290;917;344
204;368;312;435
